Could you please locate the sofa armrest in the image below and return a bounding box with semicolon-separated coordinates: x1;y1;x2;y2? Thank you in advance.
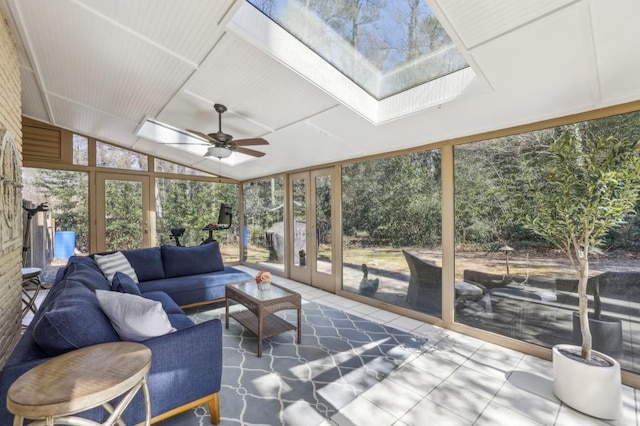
122;318;223;424
0;358;51;425
1;320;223;426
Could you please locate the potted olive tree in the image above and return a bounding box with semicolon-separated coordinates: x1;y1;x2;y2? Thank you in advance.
514;129;640;419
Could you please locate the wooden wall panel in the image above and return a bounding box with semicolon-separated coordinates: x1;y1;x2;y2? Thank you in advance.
23;124;62;161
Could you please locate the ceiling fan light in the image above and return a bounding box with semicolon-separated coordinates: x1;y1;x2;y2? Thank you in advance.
205;146;233;159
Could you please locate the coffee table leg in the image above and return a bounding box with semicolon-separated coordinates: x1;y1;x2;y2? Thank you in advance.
257;315;263;357
225;297;229;329
297;308;301;344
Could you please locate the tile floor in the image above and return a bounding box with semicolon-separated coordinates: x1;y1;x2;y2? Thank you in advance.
232;266;640;426
25;266;640;425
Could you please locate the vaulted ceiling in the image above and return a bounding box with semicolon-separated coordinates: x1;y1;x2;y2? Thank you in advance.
2;0;640;180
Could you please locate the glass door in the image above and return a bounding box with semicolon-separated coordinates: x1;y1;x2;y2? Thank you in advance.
96;173;151;252
289;168;336;291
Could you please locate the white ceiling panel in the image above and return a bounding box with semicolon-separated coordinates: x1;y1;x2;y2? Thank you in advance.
4;0;640;180
20;69;49;122
437;0;577;49
183;32;338;131
76;0;238;65
48;95;139;147
14;0;196;123
470;2;597;107
591;0;640;103
157;91;269;139
258;121;361;171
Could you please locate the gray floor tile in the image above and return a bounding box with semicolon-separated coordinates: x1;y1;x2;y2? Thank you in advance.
400;398;472;426
491;379;561;424
407;351;461;379
386;363;443;398
361;378;422;418
444;364;506;400
555;404;613;425
516;354;555;381
331;397;397;426
426;381;491;422
475;401;545;426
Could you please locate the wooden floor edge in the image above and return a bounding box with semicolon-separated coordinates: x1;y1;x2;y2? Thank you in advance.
180;298;225;310
135;392;218;425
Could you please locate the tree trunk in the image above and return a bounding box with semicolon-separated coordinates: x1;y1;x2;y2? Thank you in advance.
578;259;593;360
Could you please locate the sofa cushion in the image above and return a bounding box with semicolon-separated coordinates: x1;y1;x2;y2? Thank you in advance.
94;251;139;283
140;266;252;306
141;291;184;314
60;259;111;292
66;255;105;276
96;290;176;342
32;285;120;356
112;272;142;296
161;242;224;278
168;313;196;330
122;247;165;282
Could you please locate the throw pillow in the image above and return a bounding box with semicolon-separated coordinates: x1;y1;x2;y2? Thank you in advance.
161;242;224;278
111;271;142;296
96;290;175;342
94;251;139;283
122;247;165;281
33;285;120;356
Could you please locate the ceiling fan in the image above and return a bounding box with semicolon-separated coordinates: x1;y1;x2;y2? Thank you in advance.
185;104;268;159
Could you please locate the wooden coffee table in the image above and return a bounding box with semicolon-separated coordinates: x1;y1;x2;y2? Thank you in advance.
7;342;152;426
225;282;301;357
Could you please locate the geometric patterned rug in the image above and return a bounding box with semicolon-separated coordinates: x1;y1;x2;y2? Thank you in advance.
158;301;428;425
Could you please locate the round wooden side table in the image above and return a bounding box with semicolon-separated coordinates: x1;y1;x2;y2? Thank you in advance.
7;342;152;426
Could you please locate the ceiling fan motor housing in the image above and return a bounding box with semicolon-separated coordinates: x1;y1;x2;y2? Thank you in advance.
208;131;233;144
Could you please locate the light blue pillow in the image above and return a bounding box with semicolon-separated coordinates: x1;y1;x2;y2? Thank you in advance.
96;290;176;342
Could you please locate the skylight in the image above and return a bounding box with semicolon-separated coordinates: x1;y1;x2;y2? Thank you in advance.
246;0;468;100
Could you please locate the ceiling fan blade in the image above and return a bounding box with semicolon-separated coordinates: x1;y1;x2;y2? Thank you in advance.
235;146;266;157
233;137;269;146
186;129;216;143
164;142;211;146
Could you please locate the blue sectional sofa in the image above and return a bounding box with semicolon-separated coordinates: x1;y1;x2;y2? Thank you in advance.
0;242;253;425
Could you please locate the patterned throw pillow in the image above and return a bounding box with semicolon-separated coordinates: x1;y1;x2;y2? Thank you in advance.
94;251;139;283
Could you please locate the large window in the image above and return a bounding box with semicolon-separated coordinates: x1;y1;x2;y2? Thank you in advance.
454;111;640;375
342;150;442;317
96;141;148;171
243;177;285;269
21;168;89;275
156;178;240;262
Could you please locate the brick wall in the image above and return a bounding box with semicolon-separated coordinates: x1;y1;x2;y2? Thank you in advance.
0;10;23;368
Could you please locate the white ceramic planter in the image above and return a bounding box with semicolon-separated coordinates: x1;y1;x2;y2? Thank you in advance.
553;344;622;419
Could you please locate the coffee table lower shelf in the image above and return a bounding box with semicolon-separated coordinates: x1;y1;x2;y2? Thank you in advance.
231;310;296;340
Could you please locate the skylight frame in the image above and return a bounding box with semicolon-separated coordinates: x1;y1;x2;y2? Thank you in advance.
229;2;476;124
246;0;469;101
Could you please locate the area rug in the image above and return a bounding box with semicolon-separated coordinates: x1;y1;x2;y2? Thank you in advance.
159;301;428;426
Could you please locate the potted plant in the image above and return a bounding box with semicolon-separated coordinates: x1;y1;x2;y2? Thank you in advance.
513;129;640;419
567;272;623;358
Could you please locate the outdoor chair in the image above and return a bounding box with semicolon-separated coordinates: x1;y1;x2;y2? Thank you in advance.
403;250;443;316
